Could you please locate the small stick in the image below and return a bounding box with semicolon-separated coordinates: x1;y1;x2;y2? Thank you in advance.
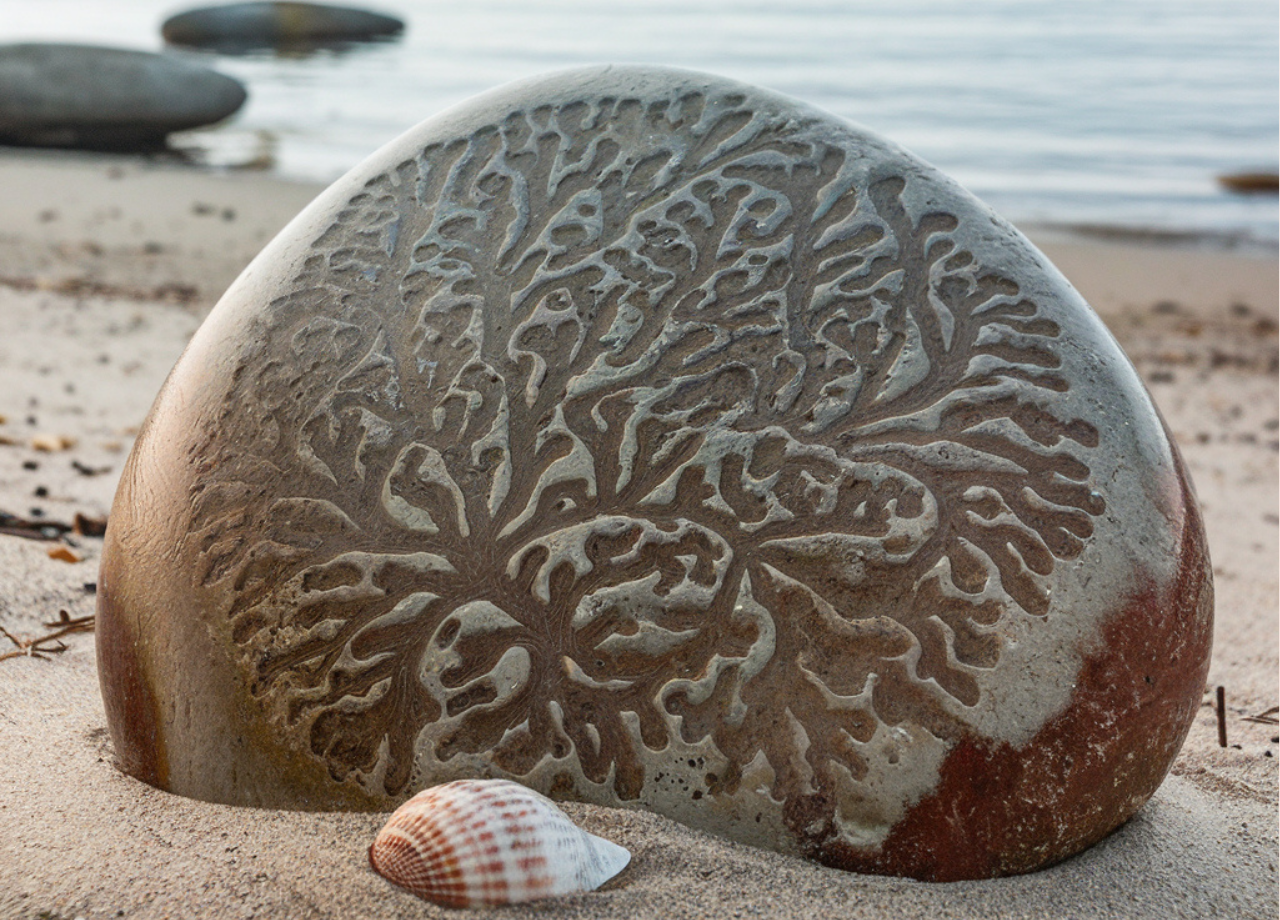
1242;706;1279;726
0;611;95;663
0;511;107;541
0;511;72;542
1215;686;1227;748
41;609;96;635
0;625;67;662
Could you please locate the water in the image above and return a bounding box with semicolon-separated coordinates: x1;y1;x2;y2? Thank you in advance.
8;0;1278;246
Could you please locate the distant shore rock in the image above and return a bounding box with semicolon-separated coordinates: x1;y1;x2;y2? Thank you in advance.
162;1;405;52
1217;171;1279;195
0;43;247;151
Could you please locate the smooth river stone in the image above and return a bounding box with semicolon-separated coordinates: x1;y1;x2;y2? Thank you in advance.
0;43;246;150
97;66;1212;881
162;2;405;52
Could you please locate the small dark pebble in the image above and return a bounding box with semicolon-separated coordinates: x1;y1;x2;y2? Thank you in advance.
83;582;97;595
29;508;43;517
1231;744;1242;750
1210;350;1248;370
34;486;48;498
192;202;215;216
22;460;38;471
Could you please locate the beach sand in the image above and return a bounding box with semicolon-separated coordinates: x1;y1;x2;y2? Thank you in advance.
0;149;1275;919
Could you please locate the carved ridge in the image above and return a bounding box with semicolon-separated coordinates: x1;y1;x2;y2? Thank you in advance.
186;86;1103;829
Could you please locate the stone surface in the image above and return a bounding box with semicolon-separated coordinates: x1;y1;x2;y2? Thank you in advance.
0;43;247;151
97;66;1213;881
162;2;405;52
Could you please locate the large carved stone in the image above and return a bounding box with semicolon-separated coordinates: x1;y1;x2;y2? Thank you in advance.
97;66;1212;881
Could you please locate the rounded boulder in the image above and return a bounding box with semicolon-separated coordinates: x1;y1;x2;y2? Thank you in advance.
162;2;405;52
0;43;246;150
97;65;1212;880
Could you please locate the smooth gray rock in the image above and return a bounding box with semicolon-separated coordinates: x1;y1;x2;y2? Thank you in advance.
162;2;405;52
0;43;247;150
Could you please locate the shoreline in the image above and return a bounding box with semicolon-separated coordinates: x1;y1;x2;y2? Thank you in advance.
6;145;1278;258
1;147;1276;328
0;146;1275;919
1023;219;1279;259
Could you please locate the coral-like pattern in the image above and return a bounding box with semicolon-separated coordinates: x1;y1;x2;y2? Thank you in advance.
187;89;1102;838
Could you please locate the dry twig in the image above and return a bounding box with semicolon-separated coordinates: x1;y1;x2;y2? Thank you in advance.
0;510;107;541
0;511;71;541
1243;706;1279;726
0;609;96;662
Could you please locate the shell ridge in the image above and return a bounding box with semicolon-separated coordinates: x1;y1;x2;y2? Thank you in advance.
370;779;630;906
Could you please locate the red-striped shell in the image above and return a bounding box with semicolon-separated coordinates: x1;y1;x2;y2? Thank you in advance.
368;779;631;907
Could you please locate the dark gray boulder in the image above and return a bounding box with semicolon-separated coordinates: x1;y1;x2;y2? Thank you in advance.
162;2;405;52
0;43;247;151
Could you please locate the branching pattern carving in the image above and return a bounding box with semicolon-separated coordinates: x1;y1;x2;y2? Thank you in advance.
188;89;1103;837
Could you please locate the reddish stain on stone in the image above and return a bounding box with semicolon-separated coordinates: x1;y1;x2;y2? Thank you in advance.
815;442;1213;880
96;568;168;788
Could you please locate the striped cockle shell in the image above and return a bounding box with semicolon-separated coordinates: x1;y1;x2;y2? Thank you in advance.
368;779;631;907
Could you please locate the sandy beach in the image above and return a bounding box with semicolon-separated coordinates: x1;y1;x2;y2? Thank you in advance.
0;148;1275;919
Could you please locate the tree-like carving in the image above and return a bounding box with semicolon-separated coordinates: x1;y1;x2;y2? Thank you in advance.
187;90;1102;839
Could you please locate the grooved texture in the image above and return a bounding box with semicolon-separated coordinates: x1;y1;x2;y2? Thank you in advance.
96;66;1212;879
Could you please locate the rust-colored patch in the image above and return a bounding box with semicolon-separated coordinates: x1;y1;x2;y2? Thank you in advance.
95;566;168;787
812;442;1213;880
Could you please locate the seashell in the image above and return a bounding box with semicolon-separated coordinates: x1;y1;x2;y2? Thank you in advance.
368;778;630;907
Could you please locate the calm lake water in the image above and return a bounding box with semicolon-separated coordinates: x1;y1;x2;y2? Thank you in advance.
9;0;1279;246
